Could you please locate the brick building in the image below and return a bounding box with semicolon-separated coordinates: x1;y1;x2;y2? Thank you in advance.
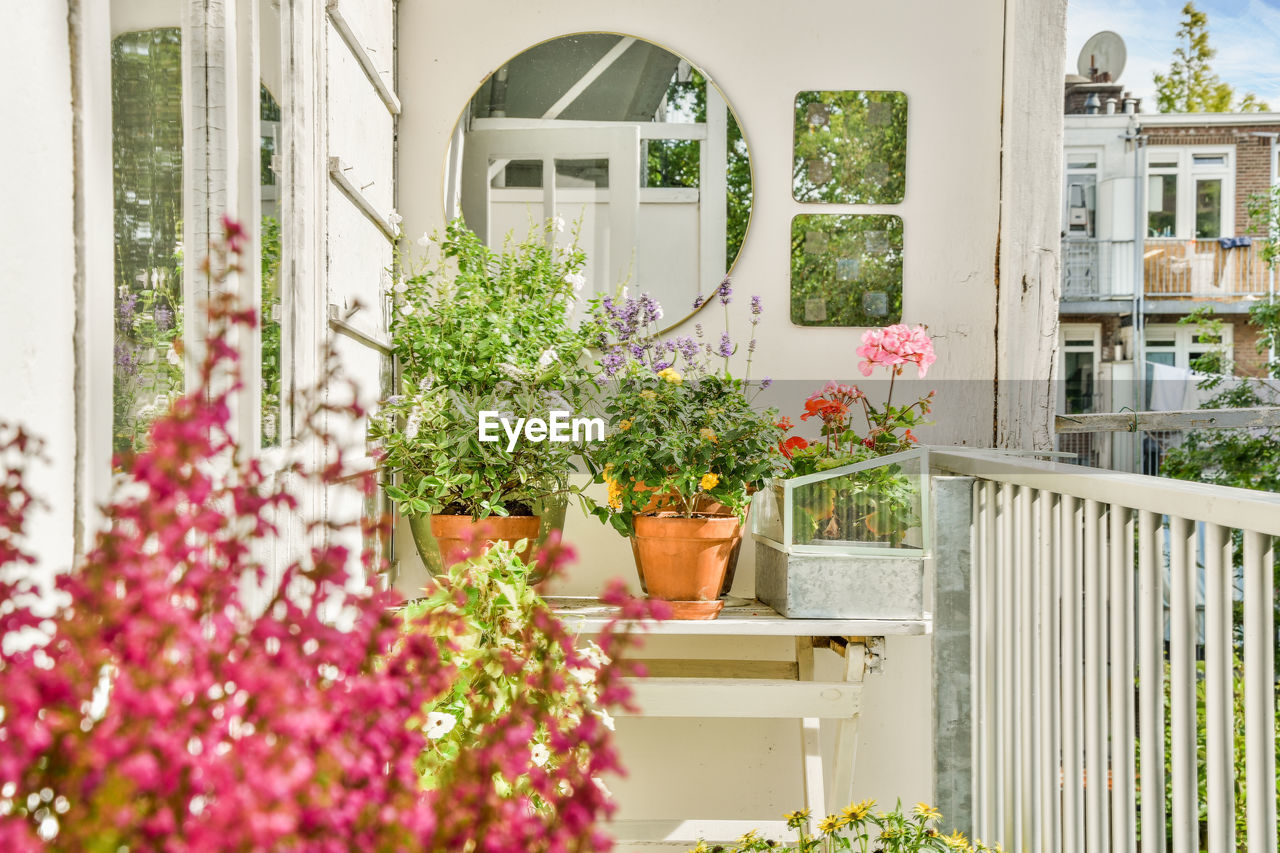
1058;105;1279;469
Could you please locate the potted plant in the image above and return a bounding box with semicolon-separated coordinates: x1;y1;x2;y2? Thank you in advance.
754;324;936;618
372;218;594;574
585;281;782;618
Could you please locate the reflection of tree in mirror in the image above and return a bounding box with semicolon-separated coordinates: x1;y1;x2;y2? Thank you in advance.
790;214;904;326
111;28;185;461
260;216;282;447
793;90;907;204
643;69;752;270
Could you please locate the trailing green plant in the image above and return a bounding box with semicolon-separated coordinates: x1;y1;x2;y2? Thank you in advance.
402;537;651;812
373;218;596;519
692;800;1001;852
583;281;782;535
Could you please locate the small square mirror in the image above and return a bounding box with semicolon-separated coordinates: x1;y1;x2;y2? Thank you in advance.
793;90;907;204
790;213;904;326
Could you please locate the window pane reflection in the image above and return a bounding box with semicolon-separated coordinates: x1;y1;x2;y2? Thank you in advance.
112;27;184;462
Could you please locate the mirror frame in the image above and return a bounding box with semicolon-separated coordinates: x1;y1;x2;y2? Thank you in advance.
438;30;756;333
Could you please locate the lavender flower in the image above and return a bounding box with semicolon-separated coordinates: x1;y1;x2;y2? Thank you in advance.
114;341;139;377
675;336;699;363
718;331;733;358
601;349;625;376
693;294;704;310
750;295;762;315
717;276;733;306
694;323;704;339
761;377;773;389
652;360;672;373
155;304;174;331
639;293;664;326
748;338;757;353
117;292;139;326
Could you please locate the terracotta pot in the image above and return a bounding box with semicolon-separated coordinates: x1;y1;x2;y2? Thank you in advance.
631;492;747;597
410;513;542;577
632;512;741;619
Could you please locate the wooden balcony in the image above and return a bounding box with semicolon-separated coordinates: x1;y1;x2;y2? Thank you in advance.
1062;237;1276;303
1143;238;1274;299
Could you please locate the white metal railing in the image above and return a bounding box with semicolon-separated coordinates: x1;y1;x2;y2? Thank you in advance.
932;449;1279;853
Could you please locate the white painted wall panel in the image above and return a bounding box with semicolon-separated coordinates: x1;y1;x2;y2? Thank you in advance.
0;1;78;583
327;25;396;214
394;0;1037;833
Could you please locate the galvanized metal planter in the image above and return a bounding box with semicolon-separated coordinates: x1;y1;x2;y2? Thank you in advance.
751;448;930;619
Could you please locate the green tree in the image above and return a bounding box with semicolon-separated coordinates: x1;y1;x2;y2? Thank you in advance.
1153;2;1268;113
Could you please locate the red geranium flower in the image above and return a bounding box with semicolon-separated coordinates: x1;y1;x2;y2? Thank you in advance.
779;435;809;458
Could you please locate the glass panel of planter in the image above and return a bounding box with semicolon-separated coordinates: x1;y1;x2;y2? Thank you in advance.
752;448;930;557
792;90;907;204
790;213;904;326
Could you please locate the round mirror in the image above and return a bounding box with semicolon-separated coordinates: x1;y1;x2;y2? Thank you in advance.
443;33;753;331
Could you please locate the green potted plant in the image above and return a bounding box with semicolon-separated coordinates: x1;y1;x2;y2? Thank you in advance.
373;218;594;574
585;282;781;618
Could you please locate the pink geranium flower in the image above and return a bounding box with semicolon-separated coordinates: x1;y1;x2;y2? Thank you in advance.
856;324;936;378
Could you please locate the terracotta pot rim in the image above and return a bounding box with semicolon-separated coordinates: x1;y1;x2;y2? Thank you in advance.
428;511;538;519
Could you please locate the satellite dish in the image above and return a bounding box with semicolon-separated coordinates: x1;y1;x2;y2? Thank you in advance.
1077;31;1126;82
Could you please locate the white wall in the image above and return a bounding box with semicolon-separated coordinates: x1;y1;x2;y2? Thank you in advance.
0;2;78;586
397;0;1024;836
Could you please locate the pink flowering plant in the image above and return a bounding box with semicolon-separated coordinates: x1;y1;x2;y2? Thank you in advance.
778;323;936;477
773;324;935;546
0;219;656;852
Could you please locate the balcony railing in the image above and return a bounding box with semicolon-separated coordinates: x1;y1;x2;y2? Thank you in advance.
1062;237;1276;301
932;449;1279;853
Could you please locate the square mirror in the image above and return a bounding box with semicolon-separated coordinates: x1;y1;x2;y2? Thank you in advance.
793;90;907;204
790;214;903;326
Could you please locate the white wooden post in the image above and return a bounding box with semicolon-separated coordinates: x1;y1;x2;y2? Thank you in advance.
994;0;1067;450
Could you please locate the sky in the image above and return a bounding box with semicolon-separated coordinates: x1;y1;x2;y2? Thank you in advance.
1065;0;1280;112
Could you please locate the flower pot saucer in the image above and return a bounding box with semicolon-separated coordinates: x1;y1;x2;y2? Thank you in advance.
657;599;725;620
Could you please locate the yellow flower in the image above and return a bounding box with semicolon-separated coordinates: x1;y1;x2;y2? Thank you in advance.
657;367;683;384
783;809;811;829
842;799;875;822
618;419;633;431
699;427;718;443
912;802;942;822
941;830;970;851
604;475;624;511
736;830;760;844
689;842;711;853
640;389;657;401
817;814;842;834
699;472;719;491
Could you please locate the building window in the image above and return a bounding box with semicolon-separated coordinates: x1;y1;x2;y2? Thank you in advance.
1059;324;1100;414
111;26;184;463
1064;151;1099;237
1146;147;1233;240
1144;323;1233;370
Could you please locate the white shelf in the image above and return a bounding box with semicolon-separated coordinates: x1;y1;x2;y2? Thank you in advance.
548;595;932;637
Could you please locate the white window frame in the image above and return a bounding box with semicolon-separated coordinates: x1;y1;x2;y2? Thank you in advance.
1058;323;1101;414
81;1;289;536
1143;322;1234;370
1063;148;1102;238
1145;146;1235;240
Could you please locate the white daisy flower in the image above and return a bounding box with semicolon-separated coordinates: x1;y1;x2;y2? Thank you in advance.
530;743;550;767
565;271;586;292
416;232;434;248
424;711;456;740
537;348;558;368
